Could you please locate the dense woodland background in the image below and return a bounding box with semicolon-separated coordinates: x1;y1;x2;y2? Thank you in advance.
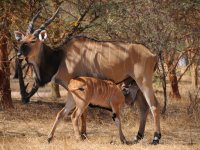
0;0;200;149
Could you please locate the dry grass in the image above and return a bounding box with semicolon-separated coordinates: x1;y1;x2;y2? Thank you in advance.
0;77;200;150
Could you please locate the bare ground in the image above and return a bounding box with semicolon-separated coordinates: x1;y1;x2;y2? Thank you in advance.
0;78;200;150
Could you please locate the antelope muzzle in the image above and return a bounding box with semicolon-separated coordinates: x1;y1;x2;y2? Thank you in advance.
18;42;31;59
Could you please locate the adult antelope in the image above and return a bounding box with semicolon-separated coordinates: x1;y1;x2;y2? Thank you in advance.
14;8;161;144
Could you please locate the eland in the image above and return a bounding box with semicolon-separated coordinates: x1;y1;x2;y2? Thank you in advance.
14;8;161;144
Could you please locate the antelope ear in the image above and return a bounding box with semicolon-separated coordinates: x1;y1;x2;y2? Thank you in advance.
14;31;24;41
39;30;47;41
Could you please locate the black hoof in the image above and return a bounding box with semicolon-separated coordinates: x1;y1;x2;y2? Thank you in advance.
81;133;87;140
151;139;159;145
121;140;128;145
120;138;128;145
132;132;143;144
132;139;139;144
124;140;132;145
151;132;161;145
47;137;53;143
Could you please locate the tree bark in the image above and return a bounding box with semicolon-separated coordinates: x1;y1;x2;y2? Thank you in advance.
191;63;198;88
164;48;181;100
0;33;13;109
158;52;168;114
13;58;19;79
168;69;181;99
51;83;61;98
161;62;168;113
185;38;199;89
50;1;62;99
17;60;39;103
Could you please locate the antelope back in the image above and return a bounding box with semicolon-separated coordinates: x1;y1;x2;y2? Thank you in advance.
68;77;125;106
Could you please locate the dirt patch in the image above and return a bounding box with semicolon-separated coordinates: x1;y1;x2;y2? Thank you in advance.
1;98;200;150
1;79;200;150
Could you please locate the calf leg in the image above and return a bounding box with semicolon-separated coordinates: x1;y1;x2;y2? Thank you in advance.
71;108;81;140
47;94;75;143
110;103;127;144
112;112;127;144
80;109;87;139
71;106;87;141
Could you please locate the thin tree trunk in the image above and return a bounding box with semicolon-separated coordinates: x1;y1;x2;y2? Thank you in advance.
168;69;181;99
50;1;62;99
164;47;181;100
0;33;13;109
159;58;168;114
51;83;61;98
13;58;19;79
185;38;199;89
191;63;198;88
17;60;39;103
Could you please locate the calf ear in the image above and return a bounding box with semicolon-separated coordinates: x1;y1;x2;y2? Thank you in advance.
39;30;47;41
14;31;24;41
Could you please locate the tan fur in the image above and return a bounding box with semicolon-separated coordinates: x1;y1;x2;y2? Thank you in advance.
18;34;42;62
15;32;161;143
80;79;149;144
48;77;127;143
54;37;161;144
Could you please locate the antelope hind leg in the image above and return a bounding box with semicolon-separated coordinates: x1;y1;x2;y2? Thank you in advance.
133;90;149;143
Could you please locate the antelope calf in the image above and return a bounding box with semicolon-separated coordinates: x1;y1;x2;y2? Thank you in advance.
48;77;127;144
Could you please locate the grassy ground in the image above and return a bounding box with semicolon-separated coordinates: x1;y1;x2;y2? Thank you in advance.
0;78;200;150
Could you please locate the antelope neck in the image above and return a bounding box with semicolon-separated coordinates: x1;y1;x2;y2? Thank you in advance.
29;43;64;87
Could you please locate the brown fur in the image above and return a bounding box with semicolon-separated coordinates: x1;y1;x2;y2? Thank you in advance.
48;77;127;143
15;30;161;144
80;79;149;143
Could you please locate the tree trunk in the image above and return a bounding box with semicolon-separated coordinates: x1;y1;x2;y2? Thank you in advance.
51;83;61;98
0;33;13;109
17;60;39;103
185;38;199;89
163;47;181;100
191;63;198;88
13;58;19;79
159;56;168;114
168;69;181;99
50;2;62;99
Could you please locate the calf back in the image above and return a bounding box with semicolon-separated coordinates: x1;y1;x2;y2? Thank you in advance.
68;77;125;108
